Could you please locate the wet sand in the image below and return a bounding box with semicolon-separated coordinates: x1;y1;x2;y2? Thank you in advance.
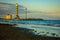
0;24;60;40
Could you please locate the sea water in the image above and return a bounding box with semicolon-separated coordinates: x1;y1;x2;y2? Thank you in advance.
0;20;60;37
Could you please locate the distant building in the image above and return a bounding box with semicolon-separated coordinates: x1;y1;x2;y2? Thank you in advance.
5;14;12;20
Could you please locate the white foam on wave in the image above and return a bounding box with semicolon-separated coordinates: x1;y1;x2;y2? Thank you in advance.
15;24;60;37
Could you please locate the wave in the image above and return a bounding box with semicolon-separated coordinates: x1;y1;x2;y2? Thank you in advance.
0;20;60;27
40;24;60;27
19;22;60;27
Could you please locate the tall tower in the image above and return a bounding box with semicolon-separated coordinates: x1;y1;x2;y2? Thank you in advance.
15;3;20;20
16;3;18;16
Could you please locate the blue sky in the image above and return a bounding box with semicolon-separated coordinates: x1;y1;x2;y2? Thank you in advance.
0;0;60;20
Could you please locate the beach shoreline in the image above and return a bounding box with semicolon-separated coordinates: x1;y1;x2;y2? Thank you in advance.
0;24;60;40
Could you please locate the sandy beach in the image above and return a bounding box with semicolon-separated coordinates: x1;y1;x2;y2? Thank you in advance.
0;24;60;40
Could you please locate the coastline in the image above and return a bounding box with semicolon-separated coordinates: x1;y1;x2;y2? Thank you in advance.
0;24;60;40
0;18;43;20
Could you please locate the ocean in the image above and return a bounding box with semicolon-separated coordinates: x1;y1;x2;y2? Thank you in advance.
0;20;60;37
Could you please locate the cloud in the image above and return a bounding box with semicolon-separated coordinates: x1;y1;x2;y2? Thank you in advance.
19;11;60;20
0;2;26;8
0;2;14;5
0;6;12;10
0;2;26;14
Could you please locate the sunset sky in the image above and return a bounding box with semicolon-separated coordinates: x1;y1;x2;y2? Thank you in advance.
0;0;60;20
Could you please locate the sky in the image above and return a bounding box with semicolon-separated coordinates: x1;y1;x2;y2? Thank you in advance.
0;0;60;20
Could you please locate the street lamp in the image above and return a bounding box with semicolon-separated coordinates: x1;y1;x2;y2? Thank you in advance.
25;8;27;19
22;7;27;19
